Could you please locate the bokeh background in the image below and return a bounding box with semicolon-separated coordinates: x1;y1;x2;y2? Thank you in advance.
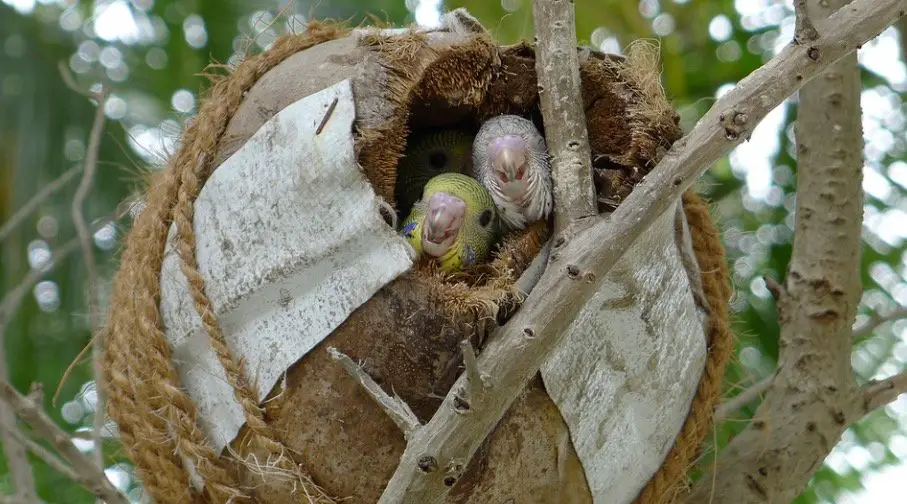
1;0;906;502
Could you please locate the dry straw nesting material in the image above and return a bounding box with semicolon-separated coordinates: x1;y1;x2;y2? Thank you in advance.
101;13;732;504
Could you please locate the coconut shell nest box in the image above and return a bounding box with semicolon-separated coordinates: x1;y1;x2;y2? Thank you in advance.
101;10;733;504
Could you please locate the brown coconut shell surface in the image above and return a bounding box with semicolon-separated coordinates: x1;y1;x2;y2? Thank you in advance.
102;18;732;504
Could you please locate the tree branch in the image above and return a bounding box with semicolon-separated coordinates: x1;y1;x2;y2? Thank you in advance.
531;0;597;232
688;1;876;502
378;1;904;503
0;381;128;504
458;340;486;403
795;0;820;43
62;63;109;471
713;375;774;423
862;372;907;412
327;347;422;439
0;165;82;244
4;425;82;483
853;306;907;340
0;348;37;503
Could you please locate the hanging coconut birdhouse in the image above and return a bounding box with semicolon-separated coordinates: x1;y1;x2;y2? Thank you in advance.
102;9;732;504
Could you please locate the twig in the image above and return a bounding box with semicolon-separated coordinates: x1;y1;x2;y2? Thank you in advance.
863;371;907;412
459;340;485;402
0;381;129;504
0;345;37;502
327;347;422;439
64;65;109;471
57;62;98;100
514;239;552;299
0;165;82;243
898;17;907;68
0;238;83;334
853;306;907;340
5;425;82;483
531;0;597;233
377;1;903;502
713;375;773;423
794;0;819;43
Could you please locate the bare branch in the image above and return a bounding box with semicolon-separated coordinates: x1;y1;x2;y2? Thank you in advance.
0;381;129;504
458;340;486;403
795;0;820;43
853;306;907;340
67;74;109;471
688;0;877;502
0;165;82;244
0;347;37;502
57;62;101;101
4;425;82;483
863;372;907;412
531;0;597;232
327;347;422;439
899;17;907;67
713;375;773;423
514;240;552;299
378;2;904;503
0;238;82;333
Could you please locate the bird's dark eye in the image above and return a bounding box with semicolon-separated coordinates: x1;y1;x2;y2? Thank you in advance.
429;151;447;170
479;209;493;227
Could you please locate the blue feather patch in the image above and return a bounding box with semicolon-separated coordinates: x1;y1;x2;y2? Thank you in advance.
464;245;476;266
401;222;417;238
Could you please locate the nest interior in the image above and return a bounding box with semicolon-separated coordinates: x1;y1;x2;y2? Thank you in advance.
214;27;684;504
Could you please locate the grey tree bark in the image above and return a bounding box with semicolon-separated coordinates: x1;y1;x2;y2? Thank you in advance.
687;0;868;502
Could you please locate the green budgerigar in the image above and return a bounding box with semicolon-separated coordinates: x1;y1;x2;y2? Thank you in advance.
401;172;499;273
395;129;476;217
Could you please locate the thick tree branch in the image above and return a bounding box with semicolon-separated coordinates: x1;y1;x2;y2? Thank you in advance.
0;165;82;244
378;1;904;502
862;372;907;412
531;0;597;232
0;382;128;504
688;1;875;502
328;347;422;439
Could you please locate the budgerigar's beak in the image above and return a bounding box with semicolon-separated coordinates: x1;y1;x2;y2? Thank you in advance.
490;136;530;202
422;192;466;257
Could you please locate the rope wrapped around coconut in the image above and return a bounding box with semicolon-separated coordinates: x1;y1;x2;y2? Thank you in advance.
101;11;733;504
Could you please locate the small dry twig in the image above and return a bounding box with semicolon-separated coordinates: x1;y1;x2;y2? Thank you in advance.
459;340;486;403
327;347;422;439
713;375;774;423
853;306;907;340
59;62;110;471
0;165;83;243
0;381;129;504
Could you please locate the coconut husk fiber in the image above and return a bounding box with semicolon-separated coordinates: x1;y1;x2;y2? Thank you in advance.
101;14;733;504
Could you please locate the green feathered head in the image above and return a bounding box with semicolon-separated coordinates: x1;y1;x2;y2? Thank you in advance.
400;172;499;272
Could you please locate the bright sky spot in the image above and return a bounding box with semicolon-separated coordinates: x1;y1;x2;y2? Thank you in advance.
93;0;139;43
3;0;35;15
415;0;442;28
708;15;733;42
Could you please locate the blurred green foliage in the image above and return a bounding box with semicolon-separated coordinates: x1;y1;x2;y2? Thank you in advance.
1;1;905;503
